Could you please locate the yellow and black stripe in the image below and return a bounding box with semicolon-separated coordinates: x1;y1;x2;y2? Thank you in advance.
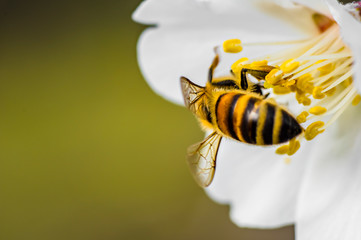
214;93;302;145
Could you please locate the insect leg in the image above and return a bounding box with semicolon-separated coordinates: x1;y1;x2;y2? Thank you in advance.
250;84;263;95
211;79;240;89
208;48;220;83
240;68;249;90
249;82;270;99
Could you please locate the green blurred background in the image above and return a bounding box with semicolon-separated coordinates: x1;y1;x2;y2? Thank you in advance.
0;1;294;239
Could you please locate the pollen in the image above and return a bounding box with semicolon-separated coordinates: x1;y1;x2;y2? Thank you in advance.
275;139;300;156
263;81;273;89
265;69;283;85
287;139;300;156
305;121;325;140
223;39;243;53
296;91;311;106
273;86;291;94
284;79;296;88
263;81;274;88
276;145;289;155
312;86;325;99
296;111;309;123
231;57;248;74
309;106;327;115
280;59;300;73
250;60;268;67
296;74;314;94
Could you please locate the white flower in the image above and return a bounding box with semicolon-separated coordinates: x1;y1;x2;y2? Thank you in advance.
133;0;361;239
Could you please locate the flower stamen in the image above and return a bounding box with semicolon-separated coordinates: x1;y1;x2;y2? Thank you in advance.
280;59;300;73
305;121;325;140
223;39;243;53
296;111;309;123
265;69;283;85
309;106;327;115
312;86;325;99
287;138;300;156
223;22;357;155
275;138;301;156
352;94;361;106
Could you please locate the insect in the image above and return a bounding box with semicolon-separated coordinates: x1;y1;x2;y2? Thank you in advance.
180;49;303;187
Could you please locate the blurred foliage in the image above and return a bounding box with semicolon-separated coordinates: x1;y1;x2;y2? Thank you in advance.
0;1;293;239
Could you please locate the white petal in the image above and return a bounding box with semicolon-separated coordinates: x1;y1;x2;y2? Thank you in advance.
296;106;361;240
344;2;361;22
135;1;317;104
132;0;209;26
206;138;313;228
137;27;310;104
289;0;331;16
325;0;361;94
133;0;320;29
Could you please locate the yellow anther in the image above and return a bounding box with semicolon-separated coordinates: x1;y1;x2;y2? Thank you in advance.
312;86;325;99
318;62;335;75
231;57;248;74
325;87;336;96
284;79;297;92
298;73;312;82
296;91;311;106
223;39;243;53
303;98;311;106
305;84;314;94
309;106;327;115
296;111;309;123
305;121;325;140
265;69;283;85
352;94;361;106
288;84;298;92
287;139;300;156
274;65;280;69
250;60;268;67
284;79;296;88
276;139;300;156
342;77;353;88
296;74;314;94
273;86;291;94
280;59;300;73
263;81;273;89
276;145;289;155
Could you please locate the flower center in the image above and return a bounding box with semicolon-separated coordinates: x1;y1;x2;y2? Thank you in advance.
223;23;359;156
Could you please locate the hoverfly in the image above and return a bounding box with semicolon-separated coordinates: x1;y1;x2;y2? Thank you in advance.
181;49;302;187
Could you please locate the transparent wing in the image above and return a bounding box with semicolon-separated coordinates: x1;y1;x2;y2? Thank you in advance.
187;132;222;187
180;76;207;118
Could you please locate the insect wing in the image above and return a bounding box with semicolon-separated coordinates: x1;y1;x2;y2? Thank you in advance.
180;77;207;117
187;132;222;187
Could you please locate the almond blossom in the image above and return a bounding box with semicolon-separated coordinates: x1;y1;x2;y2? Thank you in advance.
133;0;361;239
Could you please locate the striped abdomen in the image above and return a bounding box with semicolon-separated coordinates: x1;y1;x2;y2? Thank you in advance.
214;92;302;145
